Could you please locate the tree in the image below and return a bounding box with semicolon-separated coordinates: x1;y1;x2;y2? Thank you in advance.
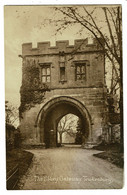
5;101;20;150
5;101;19;127
57;114;78;144
75;118;83;144
50;5;123;144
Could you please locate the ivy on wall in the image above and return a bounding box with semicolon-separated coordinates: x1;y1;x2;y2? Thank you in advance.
19;60;50;118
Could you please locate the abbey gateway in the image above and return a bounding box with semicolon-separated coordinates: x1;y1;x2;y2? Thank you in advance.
19;38;109;148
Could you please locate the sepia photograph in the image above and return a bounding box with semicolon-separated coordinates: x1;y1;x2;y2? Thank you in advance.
4;4;124;190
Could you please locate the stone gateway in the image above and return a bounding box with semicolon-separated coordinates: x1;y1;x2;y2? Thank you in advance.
19;38;108;148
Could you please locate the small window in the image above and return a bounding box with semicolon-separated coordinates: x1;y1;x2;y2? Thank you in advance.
76;63;86;81
60;67;65;81
41;66;51;83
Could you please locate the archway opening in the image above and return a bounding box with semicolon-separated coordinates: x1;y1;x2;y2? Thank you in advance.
40;97;91;148
57;114;79;146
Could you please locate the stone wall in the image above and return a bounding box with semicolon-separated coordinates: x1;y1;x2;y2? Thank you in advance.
19;38;107;148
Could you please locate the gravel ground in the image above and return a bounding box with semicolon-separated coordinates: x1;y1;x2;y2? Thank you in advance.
18;146;123;190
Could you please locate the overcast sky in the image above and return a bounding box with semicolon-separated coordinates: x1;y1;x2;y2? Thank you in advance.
5;5;92;108
5;5;117;109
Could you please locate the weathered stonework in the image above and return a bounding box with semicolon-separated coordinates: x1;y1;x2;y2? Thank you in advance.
19;38;108;148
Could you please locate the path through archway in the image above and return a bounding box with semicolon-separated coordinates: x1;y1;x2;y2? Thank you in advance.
36;96;92;148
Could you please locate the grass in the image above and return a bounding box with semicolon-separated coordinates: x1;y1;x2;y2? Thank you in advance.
6;148;33;189
93;143;124;168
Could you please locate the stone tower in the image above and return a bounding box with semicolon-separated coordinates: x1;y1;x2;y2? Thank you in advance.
19;38;107;148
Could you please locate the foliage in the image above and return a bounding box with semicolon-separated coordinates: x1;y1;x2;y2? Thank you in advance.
75;119;83;144
6;123;21;152
5;101;21;150
19;62;50;117
5;101;19;127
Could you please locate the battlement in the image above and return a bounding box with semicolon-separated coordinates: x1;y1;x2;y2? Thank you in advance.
22;38;104;56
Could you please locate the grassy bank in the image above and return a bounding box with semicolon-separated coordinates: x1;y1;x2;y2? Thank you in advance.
6;148;33;189
93;143;124;168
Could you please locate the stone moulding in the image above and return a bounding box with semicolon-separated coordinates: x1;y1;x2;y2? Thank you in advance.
22;38;104;56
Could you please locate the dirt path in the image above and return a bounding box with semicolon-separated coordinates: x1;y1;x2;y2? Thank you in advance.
19;147;123;189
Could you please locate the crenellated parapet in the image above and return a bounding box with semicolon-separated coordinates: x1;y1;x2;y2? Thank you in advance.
22;38;104;56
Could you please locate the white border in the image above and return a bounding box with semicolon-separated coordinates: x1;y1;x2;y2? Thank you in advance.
1;0;127;194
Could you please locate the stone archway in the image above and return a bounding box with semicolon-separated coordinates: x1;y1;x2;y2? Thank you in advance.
35;96;92;148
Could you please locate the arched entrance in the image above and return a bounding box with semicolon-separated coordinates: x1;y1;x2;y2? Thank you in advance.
35;96;92;148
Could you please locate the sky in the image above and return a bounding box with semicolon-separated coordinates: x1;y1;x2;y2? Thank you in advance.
5;5;92;108
4;5;117;108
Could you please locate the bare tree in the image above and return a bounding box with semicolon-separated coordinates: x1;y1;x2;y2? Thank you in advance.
49;5;123;144
5;101;19;127
57;114;78;144
53;6;122;92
